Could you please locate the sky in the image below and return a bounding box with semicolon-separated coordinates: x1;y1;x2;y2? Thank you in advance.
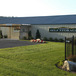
0;0;76;17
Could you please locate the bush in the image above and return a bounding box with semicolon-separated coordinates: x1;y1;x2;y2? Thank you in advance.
49;37;53;41
0;30;3;39
28;31;33;40
0;35;2;39
43;37;48;41
74;39;76;44
57;60;64;67
54;38;59;42
4;35;8;38
59;38;64;42
67;55;76;62
28;31;32;37
28;36;34;40
23;36;27;40
56;60;64;67
35;29;41;39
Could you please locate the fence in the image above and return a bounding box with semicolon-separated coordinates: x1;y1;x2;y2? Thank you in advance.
65;36;76;60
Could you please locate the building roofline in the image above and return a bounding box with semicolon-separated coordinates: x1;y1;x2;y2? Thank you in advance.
0;15;76;25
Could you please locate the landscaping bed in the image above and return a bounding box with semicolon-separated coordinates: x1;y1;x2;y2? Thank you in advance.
56;60;76;73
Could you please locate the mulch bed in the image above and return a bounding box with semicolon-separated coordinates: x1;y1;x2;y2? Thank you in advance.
55;61;76;73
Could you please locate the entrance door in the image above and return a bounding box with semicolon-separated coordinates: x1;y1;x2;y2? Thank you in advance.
20;26;29;39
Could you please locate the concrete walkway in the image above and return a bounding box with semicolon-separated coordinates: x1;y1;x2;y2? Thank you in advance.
0;39;39;49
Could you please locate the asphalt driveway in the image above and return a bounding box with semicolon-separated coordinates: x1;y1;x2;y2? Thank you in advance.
0;39;39;49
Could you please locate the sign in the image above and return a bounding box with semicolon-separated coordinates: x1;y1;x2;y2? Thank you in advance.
49;28;76;32
14;27;20;30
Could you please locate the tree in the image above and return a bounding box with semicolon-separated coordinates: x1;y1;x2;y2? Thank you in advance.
35;29;41;39
28;31;33;40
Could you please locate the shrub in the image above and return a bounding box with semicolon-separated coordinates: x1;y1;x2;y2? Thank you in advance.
0;30;3;38
56;60;64;67
74;39;76;44
35;29;41;39
43;37;48;41
28;36;34;40
4;35;8;38
59;38;64;42
67;55;76;62
28;31;33;40
54;38;59;42
49;37;53;41
28;31;32;37
0;35;2;39
23;36;27;40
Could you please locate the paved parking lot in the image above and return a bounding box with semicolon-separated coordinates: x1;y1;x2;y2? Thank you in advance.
0;39;39;49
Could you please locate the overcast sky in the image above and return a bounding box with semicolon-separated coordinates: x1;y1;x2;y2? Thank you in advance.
0;0;76;17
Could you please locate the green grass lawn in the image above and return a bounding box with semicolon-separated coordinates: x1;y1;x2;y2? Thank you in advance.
0;42;76;76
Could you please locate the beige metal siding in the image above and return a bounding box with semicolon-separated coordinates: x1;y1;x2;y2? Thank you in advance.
31;24;76;39
11;27;20;40
0;27;9;37
0;27;20;40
